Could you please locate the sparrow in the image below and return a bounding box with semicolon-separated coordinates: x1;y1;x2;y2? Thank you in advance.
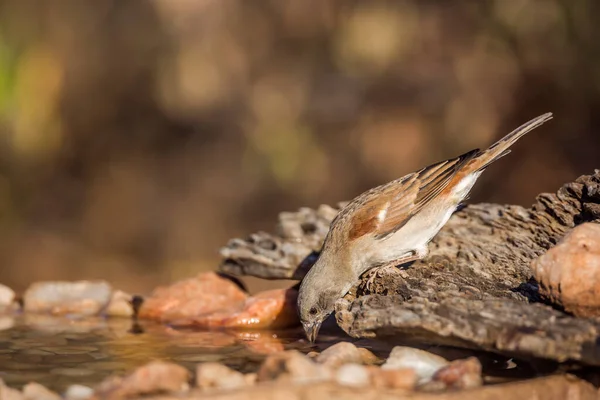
297;113;553;342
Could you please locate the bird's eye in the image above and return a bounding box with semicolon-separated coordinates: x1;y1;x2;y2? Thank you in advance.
309;307;318;315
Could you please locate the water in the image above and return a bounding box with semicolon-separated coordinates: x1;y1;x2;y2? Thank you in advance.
0;314;555;393
0;314;347;392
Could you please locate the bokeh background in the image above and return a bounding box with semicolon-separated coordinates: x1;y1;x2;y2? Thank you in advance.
1;0;599;294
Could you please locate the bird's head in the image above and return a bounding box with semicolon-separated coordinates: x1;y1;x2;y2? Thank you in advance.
297;256;354;343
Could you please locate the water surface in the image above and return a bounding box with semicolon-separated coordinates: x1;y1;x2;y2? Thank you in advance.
0;314;551;393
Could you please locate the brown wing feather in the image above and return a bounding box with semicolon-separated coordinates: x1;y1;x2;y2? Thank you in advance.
413;149;480;208
347;174;414;240
346;198;386;241
346;113;553;242
348;150;480;241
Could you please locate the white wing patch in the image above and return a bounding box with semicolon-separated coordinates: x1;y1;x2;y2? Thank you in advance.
377;205;389;223
452;172;481;199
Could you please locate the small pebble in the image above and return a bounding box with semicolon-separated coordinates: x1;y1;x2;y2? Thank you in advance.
0;316;14;331
369;367;417;390
257;350;330;384
104;290;134;318
64;384;94;400
0;378;24;400
23;281;112;316
94;360;190;399
196;363;248;391
22;382;61;400
335;364;370;387
358;348;380;365
0;284;15;312
432;357;482;389
316;342;362;368
382;346;449;383
244;373;257;386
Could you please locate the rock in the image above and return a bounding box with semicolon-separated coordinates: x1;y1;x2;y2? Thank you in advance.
357;347;380;365
244;373;257;386
0;284;15;312
127;374;599;400
23;281;112;316
180;288;298;329
0;316;14;331
22;383;61;400
196;363;247;391
309;342;379;368
532;223;600;317
93;360;190;399
315;342;363;368
431;357;482;389
138;273;247;322
336;293;600;367
369;367;417;390
64;384;94;400
105;290;134;318
381;346;449;383
256;350;331;384
0;379;24;400
334;364;370;387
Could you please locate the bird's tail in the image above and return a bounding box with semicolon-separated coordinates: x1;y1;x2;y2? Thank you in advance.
470;112;553;172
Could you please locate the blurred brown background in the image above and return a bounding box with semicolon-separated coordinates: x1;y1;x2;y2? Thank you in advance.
0;0;598;294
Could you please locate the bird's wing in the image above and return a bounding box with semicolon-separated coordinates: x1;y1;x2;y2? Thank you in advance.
348;149;480;241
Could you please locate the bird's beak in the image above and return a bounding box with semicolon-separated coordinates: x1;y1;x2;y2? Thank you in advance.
302;321;322;343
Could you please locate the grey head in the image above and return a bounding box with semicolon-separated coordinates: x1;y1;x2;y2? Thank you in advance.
297;250;356;342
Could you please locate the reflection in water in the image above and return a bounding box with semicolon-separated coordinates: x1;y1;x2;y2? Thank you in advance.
0;315;553;393
0;315;313;392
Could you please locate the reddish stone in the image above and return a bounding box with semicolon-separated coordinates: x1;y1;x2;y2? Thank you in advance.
180;288;299;330
432;357;482;389
196;363;247;391
256;350;330;383
532;223;600;317
93;361;189;399
368;366;417;390
138;273;247;322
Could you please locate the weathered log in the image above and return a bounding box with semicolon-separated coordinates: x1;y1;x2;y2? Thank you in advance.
219;203;344;280
219;171;600;365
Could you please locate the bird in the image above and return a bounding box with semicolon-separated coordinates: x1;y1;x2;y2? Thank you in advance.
297;112;553;343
